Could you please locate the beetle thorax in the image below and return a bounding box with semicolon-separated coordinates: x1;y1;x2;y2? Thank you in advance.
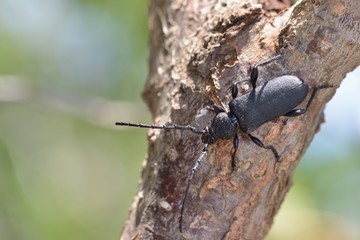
201;112;237;144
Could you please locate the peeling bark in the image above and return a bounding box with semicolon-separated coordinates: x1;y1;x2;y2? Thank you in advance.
120;0;360;239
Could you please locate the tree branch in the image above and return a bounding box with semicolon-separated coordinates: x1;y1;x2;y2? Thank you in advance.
120;0;360;239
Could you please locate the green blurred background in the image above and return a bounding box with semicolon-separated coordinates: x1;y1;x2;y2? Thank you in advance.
0;1;359;239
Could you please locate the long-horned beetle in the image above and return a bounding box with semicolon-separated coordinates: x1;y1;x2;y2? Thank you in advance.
116;55;330;232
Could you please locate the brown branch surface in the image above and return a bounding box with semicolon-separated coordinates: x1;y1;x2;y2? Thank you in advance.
120;0;360;239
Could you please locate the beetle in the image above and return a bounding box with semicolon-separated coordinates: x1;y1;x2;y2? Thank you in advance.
115;55;330;232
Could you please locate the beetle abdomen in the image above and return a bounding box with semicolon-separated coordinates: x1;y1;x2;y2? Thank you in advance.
229;75;308;133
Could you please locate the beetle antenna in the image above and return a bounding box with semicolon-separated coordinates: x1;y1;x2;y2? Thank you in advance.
179;143;209;232
115;122;204;134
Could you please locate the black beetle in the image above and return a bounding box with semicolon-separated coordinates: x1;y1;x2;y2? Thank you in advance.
115;55;330;232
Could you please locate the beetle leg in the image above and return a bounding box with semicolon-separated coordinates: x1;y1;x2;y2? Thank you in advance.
231;83;239;99
248;134;280;161
284;89;317;117
254;55;281;68
207;104;226;114
231;134;239;170
249;66;259;90
284;109;306;117
250;55;281;90
284;84;332;117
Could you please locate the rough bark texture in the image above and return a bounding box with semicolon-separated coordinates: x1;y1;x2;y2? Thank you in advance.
121;0;360;239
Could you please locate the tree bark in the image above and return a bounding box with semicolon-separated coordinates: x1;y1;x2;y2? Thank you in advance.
120;0;360;239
